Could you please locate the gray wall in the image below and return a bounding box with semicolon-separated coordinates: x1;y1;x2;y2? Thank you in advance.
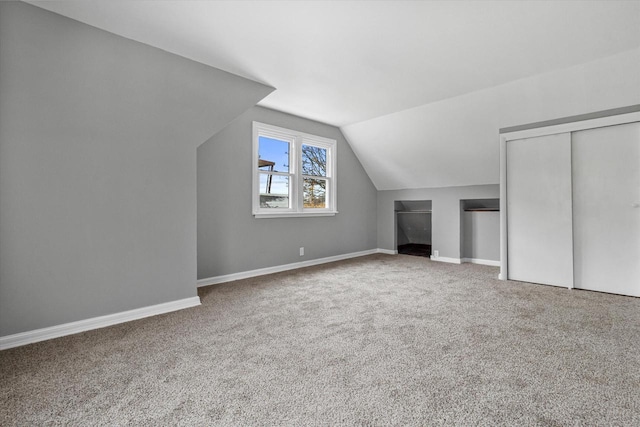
462;211;500;261
198;106;378;279
397;226;410;246
395;200;432;246
0;2;272;336
396;214;432;245
378;185;499;260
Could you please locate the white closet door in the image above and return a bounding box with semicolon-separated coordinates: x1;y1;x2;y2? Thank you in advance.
572;122;640;297
507;133;574;287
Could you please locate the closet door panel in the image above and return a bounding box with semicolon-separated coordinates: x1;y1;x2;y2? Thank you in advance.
507;133;573;287
572;122;640;297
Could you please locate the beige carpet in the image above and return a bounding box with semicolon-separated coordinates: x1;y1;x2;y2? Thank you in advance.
1;254;639;425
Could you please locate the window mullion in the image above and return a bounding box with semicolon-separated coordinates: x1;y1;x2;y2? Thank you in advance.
289;136;297;212
295;136;303;212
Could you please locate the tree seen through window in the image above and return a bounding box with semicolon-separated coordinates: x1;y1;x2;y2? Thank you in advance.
302;145;327;208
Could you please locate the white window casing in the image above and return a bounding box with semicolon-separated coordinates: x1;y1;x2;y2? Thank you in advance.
252;121;337;218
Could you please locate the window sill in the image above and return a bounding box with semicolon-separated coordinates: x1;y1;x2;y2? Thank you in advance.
254;211;338;219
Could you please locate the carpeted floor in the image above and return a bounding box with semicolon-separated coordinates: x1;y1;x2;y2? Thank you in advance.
1;254;639;426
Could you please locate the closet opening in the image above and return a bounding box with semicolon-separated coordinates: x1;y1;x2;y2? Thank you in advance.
460;199;500;265
395;200;432;258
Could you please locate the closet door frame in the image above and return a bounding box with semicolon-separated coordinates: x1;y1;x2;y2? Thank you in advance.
499;110;640;282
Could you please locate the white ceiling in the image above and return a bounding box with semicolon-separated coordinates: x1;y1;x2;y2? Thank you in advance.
28;1;640;190
29;1;640;127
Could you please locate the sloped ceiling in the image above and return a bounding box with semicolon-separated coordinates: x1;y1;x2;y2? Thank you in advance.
29;1;640;189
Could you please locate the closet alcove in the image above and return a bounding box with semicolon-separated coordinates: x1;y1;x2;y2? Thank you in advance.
395;200;432;257
460;199;500;264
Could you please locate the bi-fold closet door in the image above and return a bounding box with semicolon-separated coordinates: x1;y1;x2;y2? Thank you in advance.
502;117;640;297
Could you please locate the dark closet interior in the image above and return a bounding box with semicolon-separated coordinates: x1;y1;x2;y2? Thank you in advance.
395;200;432;258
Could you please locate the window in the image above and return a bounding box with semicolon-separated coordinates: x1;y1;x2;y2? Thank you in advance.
253;121;337;218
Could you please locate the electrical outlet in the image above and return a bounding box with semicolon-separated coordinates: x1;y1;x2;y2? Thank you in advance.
433;250;439;258
299;247;304;256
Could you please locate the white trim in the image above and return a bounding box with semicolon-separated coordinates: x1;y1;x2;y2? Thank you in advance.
461;258;501;267
500;111;640;141
377;248;398;255
198;248;389;287
430;255;462;264
254;211;337;219
500;135;509;281
0;297;201;351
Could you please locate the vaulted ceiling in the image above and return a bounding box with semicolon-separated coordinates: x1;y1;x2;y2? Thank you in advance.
29;1;640;189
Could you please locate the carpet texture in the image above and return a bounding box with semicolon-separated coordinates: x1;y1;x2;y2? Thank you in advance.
1;254;639;426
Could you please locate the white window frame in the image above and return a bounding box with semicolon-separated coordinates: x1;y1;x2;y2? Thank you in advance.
252;121;337;218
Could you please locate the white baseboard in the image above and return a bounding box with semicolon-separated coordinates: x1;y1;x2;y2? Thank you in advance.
461;258;501;267
198;248;388;287
0;297;201;351
430;255;462;264
377;248;398;255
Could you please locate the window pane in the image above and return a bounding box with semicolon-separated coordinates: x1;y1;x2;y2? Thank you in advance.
303;178;327;209
258;136;289;173
301;144;327;177
259;174;289;209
